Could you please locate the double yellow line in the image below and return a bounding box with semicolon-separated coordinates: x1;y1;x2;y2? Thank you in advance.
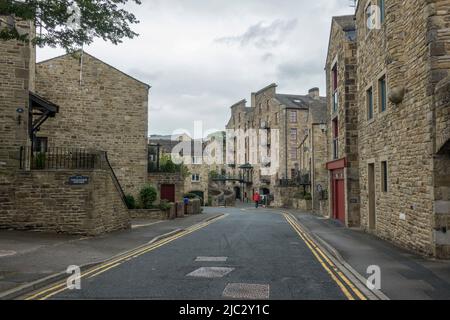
25;214;227;300
284;213;367;301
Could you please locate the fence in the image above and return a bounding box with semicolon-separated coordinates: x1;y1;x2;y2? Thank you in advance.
20;146;99;170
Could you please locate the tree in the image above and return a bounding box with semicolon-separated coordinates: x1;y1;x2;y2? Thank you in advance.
0;0;141;51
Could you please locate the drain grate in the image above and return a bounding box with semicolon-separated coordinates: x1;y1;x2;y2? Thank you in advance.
222;283;270;300
187;267;234;278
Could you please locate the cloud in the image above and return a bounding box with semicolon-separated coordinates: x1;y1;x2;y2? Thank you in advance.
36;0;355;135
214;19;298;49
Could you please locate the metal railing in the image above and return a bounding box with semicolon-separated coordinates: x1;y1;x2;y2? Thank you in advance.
20;146;98;170
104;152;127;206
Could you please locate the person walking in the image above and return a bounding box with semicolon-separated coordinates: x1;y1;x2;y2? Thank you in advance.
253;192;261;209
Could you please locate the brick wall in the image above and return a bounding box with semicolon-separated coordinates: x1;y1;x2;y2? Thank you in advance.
35;52;149;198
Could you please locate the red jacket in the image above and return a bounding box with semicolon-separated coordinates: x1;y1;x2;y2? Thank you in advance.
253;193;261;202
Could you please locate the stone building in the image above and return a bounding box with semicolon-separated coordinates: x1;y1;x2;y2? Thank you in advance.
325;15;360;226
0;18;148;235
324;1;450;258
149;133;227;205
35;51;150;198
225;84;327;207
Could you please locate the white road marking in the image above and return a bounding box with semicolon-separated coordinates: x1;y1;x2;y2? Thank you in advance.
0;250;16;258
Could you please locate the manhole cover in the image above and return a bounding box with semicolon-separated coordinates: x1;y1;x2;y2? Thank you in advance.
187;267;234;278
0;250;16;258
223;283;270;300
195;257;228;262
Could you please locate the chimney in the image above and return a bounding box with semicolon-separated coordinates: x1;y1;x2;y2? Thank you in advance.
251;92;256;108
308;87;320;99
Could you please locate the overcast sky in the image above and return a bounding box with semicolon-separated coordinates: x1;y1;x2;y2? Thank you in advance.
37;0;354;136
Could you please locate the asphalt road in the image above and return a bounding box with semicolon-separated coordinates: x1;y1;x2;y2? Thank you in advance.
45;206;349;300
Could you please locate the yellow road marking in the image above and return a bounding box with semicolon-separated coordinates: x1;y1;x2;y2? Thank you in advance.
25;214;227;300
87;263;122;279
291;219;367;300
284;213;367;300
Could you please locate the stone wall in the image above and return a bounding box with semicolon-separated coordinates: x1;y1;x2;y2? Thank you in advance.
0;169;130;235
0;18;34;180
311;125;328;213
148;172;185;203
356;0;437;256
35;51;149;198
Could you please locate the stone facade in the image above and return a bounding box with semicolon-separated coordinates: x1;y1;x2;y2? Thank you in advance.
225;84;326;207
352;0;450;257
299;101;328;214
148;172;185;204
325;15;360;226
0;18;34;180
1;19;148;235
35;51;150;198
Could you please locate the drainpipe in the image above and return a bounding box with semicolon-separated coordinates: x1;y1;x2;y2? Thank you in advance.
284;107;288;185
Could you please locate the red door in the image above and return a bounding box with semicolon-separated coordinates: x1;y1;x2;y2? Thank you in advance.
334;179;345;223
161;184;175;203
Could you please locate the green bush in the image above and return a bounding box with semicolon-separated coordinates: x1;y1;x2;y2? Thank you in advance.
125;195;137;209
139;185;157;209
304;193;312;201
158;199;172;211
184;193;200;200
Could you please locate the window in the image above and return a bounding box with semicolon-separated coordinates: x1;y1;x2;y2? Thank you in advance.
332;118;339;160
191;174;200;182
381;161;388;192
290;148;297;160
332;63;338;113
367;87;374;120
378;75;387;112
267;100;270;111
289;110;297;123
290;128;297;141
192;156;202;164
380;0;386;24
259;103;262;113
33;137;48;153
275;113;279;125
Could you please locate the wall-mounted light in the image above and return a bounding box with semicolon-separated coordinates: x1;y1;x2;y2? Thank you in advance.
16;107;24;125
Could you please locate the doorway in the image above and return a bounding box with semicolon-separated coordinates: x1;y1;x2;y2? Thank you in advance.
161;184;175;203
368;163;376;230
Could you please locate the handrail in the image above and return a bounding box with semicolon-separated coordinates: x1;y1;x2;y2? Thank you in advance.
104;152;128;207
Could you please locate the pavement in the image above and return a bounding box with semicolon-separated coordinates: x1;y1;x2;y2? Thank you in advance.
0;211;222;299
287;210;450;300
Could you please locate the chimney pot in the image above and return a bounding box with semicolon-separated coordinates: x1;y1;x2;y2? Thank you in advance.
308;87;320;99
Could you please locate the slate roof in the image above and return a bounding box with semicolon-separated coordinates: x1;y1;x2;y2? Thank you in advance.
275;94;325;110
